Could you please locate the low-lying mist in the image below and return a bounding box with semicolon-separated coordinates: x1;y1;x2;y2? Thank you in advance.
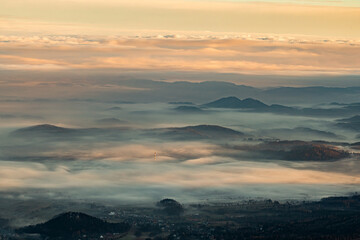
0;96;359;204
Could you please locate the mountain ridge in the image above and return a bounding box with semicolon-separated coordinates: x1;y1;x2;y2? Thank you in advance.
203;96;269;109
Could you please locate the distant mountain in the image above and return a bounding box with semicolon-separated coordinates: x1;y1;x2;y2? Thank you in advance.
168;101;194;105
259;127;341;140
260;141;350;161
336;115;360;131
202;96;360;117
146;124;244;141
337;115;360;123
11;124;105;139
174;106;204;113
261;86;360;105
17;212;130;239
165;125;244;139
81;79;360;104
203;97;299;114
231;140;351;161
106;106;122;111
12;124;75;136
203;96;268;109
283;144;350;161
95;118;127;126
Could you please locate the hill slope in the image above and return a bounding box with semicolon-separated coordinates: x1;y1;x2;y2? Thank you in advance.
18;212;130;239
204;96;269;109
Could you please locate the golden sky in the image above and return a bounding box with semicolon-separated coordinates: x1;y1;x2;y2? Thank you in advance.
1;0;359;76
1;0;360;38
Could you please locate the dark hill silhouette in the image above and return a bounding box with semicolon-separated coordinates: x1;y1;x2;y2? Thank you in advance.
203;97;360;117
156;199;184;216
164;125;244;139
336;115;360;131
12;124;75;136
17;212;130;239
174;106;204;113
241;98;269;108
144;124;244;141
10;124;109;139
260;141;350;161
95;118;127;125
169;101;194;105
204;96;269;109
338;115;360;123
284;144;350;161
106;106;122;111
16;124;71;133
231;141;351;161
259;127;340;140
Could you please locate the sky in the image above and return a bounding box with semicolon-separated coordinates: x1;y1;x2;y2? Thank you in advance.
1;0;359;78
1;0;360;37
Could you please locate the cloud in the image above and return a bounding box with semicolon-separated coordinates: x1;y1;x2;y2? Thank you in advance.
1;35;360;75
1;158;360;195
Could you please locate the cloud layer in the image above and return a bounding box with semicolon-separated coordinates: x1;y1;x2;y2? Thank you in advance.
1;35;360;75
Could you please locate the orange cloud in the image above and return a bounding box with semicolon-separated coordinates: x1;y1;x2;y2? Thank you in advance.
1;36;360;75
